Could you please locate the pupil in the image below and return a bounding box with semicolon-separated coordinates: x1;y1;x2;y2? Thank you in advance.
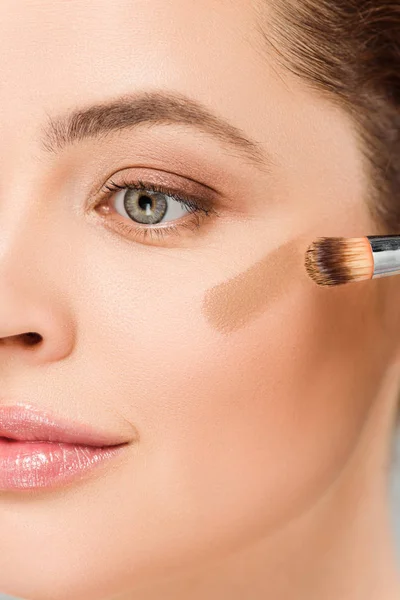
138;195;153;212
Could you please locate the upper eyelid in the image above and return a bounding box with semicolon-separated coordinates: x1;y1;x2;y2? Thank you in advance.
80;162;232;222
94;169;220;205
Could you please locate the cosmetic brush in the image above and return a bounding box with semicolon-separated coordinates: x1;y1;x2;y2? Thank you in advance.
305;235;400;286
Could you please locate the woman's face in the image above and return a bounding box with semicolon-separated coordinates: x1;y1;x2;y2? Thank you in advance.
1;1;399;599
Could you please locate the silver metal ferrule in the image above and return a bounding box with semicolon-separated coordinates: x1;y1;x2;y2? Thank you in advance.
369;235;400;279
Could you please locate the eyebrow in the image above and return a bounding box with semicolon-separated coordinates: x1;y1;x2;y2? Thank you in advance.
39;89;270;170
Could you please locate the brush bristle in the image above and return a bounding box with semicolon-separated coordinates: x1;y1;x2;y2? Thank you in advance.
305;237;374;286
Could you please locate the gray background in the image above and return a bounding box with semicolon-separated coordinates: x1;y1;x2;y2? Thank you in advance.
1;434;400;600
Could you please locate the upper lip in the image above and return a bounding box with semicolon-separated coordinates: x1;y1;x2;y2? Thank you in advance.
0;404;129;447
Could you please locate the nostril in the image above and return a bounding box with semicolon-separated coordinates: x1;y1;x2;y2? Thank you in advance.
23;332;43;345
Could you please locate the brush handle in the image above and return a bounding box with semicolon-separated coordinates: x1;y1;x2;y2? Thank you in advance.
367;235;400;278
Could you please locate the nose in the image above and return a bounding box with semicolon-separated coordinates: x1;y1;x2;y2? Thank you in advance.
0;278;75;364
0;223;75;365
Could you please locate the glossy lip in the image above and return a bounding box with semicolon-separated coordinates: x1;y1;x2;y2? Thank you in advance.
0;439;127;491
0;404;133;491
0;404;131;446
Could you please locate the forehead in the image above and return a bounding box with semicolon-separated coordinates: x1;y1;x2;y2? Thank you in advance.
0;0;273;151
0;0;262;94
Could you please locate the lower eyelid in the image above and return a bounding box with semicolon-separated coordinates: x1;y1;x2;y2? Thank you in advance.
102;212;206;246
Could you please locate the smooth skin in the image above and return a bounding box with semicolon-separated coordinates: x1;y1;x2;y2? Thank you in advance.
0;1;400;599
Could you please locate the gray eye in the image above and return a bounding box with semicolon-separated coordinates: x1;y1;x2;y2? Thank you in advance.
114;189;190;225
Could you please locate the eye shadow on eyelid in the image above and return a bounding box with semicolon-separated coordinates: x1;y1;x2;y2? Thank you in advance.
202;237;306;333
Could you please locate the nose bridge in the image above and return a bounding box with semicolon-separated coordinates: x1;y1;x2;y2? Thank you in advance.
0;157;67;316
0;175;52;274
0;127;45;224
0;114;61;257
0;182;53;315
0;80;70;254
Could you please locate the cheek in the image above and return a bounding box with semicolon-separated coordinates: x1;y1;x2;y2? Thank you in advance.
31;250;391;591
67;251;389;575
102;271;387;548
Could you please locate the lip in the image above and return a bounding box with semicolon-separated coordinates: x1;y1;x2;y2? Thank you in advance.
0;404;131;491
0;404;129;446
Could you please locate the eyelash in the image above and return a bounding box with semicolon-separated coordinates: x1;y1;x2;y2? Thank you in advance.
93;177;218;244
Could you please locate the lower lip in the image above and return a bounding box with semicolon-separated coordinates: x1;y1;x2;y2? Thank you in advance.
0;437;126;491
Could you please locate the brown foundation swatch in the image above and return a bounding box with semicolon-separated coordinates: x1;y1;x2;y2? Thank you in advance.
202;237;305;333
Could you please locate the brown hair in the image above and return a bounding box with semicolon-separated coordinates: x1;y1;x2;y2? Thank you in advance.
255;0;400;232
